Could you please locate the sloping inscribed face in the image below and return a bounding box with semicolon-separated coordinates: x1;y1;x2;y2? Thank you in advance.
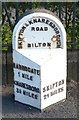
12;12;66;51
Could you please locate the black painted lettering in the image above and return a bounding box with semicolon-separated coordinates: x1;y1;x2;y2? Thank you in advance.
58;87;64;93
31;93;35;98
28;43;31;48
37;70;40;76
18;41;22;49
47;93;49;98
50;90;57;96
38;43;42;47
43;87;46;92
49;22;53;27
47;86;49;91
36;27;39;31
46;19;50;24
22;83;25;88
59;80;62;86
32;43;34;47
47;42;51;47
30;76;33;81
44;94;46;99
33;19;37;23
35;43;38;47
33;69;37;74
52;23;55;28
57;40;61;48
62;79;64;84
38;18;41;22
23;90;38;99
56;30;59;34
43;43;46;47
18;33;24;39
16;88;21;93
29;20;33;25
31;27;35;31
40;27;43;31
54;27;58;31
27;67;31;72
22;26;26;31
50;84;53;90
44;27;48;31
25;23;29;27
55;82;58;87
42;18;45;22
35;94;38;99
19;29;24;33
18;72;20;77
22;65;27;71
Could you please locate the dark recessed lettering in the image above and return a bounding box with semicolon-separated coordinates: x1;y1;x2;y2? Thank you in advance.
38;18;41;22
62;79;64;84
18;17;61;49
25;23;29;27
42;18;45;22
29;20;33;25
47;93;49;98
22;26;26;30
44;94;46;99
44;27;48;31
40;27;43;31
43;79;65;93
43;43;46;47
30;76;33;81
55;82;58;87
28;43;31;48
35;43;38;47
16;88;21;93
23;90;38;99
18;41;22;49
14;81;40;93
46;19;50;24
19;29;24;33
37;70;40;76
54;27;58;31
55;31;59;34
38;43;42;47
18;72;20;77
31;27;35;31
50;90;57;96
47;86;49;91
27;67;31;72
57;40;61;48
43;87;46;92
35;94;38;99
52;24;55;28
31;93;34;98
22;73;33;81
49;22;53;27
14;63;40;76
47;42;51;47
18;34;24;39
58;87;64;93
33;19;37;23
36;27;39;31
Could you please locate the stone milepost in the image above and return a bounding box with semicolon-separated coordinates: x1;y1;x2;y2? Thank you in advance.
18;17;61;49
12;9;66;110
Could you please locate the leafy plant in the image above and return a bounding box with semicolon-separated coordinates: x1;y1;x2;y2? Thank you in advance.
2;22;12;51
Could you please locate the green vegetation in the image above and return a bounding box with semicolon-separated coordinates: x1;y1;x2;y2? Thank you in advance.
2;22;12;51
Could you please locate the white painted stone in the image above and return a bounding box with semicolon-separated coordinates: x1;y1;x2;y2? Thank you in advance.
12;10;66;110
